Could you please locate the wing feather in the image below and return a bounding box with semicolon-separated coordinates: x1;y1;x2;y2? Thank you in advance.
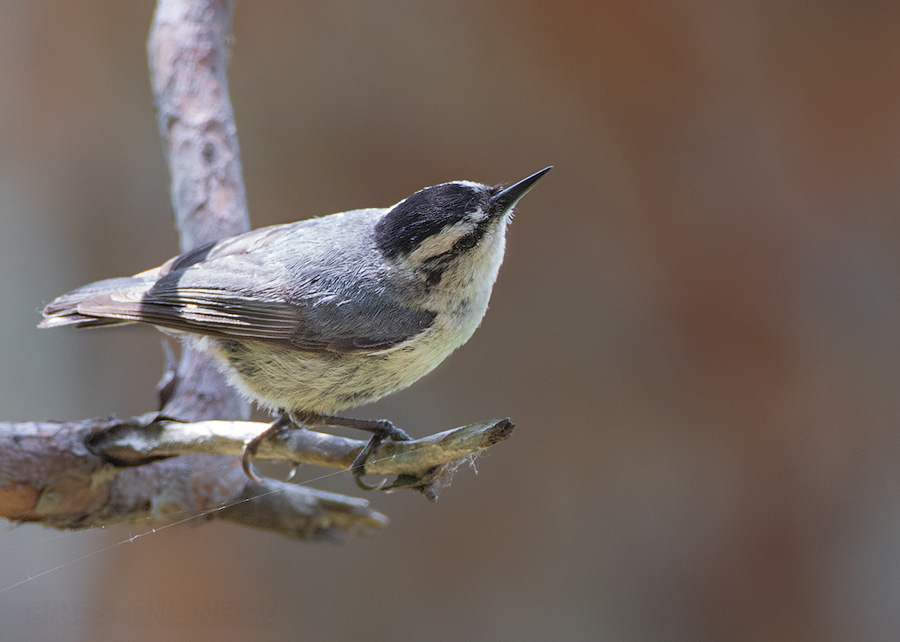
43;215;434;353
71;255;433;353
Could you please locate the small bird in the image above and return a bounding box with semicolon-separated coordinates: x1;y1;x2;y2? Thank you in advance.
40;166;551;488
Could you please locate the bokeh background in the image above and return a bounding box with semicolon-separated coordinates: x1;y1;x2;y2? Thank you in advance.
3;2;900;641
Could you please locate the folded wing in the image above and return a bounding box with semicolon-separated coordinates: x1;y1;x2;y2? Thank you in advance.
40;229;435;354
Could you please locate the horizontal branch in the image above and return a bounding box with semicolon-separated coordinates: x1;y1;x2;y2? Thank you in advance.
0;420;387;539
87;415;515;497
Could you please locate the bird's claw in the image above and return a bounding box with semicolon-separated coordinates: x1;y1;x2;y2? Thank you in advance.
241;441;264;483
351;433;385;490
241;412;293;483
351;424;412;491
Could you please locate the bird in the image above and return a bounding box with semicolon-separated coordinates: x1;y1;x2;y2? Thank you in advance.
39;166;551;488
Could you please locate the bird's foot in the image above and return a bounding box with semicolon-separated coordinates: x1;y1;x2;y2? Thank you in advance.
342;419;409;490
241;412;294;482
242;412;411;491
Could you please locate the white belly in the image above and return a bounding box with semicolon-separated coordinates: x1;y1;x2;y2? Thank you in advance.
189;311;482;414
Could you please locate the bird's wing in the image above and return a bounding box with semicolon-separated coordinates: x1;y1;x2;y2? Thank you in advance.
72;243;435;354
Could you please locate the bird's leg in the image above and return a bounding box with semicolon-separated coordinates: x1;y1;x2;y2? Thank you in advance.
290;412;412;490
241;411;294;482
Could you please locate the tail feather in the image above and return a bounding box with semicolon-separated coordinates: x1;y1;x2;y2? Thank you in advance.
39;276;150;329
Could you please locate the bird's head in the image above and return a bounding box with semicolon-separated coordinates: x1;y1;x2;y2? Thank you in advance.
375;167;551;292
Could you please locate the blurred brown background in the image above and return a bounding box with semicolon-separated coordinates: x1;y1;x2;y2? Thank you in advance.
3;1;900;641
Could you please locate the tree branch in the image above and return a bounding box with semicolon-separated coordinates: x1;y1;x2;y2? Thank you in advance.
87;416;515;496
148;0;251;423
0;420;387;539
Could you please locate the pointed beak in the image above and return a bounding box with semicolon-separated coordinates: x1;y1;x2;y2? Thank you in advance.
489;166;552;216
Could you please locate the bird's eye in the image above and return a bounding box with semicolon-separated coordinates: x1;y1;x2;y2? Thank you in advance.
454;235;478;251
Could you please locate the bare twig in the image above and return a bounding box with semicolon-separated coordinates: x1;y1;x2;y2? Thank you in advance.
87;416;514;490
